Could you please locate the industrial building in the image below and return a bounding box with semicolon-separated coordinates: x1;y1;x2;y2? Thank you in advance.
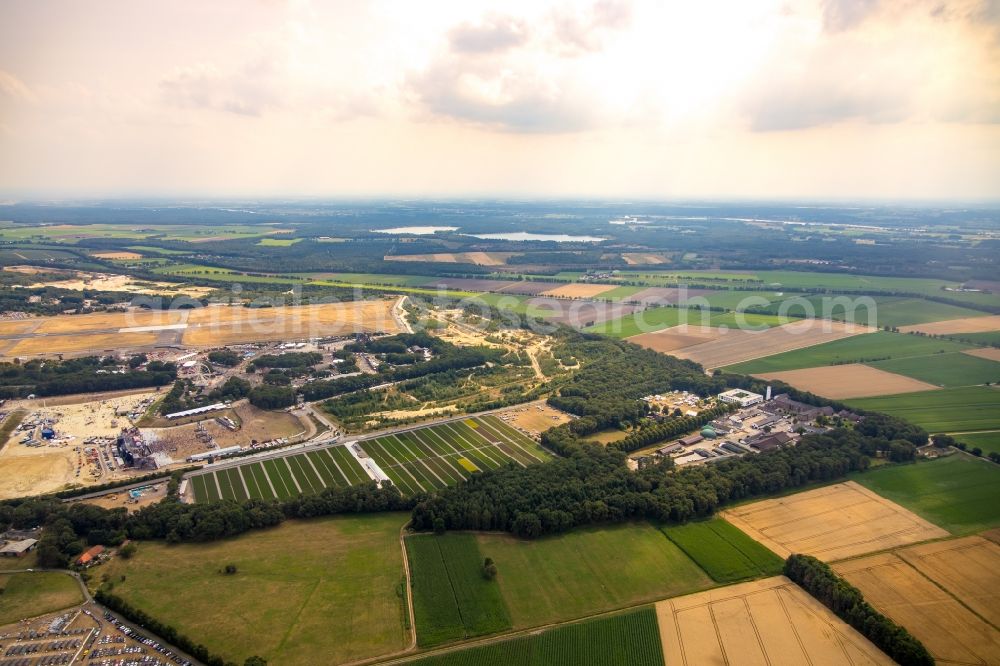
717;389;764;407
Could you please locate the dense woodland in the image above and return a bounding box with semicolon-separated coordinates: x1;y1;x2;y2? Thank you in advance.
0;356;176;399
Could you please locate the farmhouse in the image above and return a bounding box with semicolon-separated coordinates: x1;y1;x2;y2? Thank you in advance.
718;389;764;407
746;431;797;452
0;538;38;557
76;544;105;566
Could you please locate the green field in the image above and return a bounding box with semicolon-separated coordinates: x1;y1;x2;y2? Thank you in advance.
951;431;1000;456
407;534;511;646
94;514;408;665
404;607;664;666
725;331;971;374
0;571;83;625
474;522;714;628
585;306;687;338
189;416;548;502
749;295;985;328
257;237;302;246
846;386;1000;433
660;518;784;583
870;352;1000;387
852;455;1000;534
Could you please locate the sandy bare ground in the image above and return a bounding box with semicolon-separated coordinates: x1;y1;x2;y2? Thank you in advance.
182;300;400;345
899;314;1000;335
33;309;188;334
0;392;159;499
0;319;41;335
722;481;948;562
91;251;143;260
655;576;892;666
622;253;670;265
965;347;1000;362
496;402;571;436
539;283;618;299
668;321;870;370
29;273;214;298
834;537;1000;665
753;363;940;399
627;325;726;353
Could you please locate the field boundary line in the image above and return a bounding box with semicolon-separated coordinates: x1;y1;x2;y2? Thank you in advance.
895;541;1000;633
323;448;354;485
235;466;252;498
211;471;223;501
283;457;304;493
303;454;329;489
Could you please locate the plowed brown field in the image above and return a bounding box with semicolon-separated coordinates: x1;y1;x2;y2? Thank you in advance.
753;363;940;399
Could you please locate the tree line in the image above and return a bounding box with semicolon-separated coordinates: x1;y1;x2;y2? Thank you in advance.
784;555;933;666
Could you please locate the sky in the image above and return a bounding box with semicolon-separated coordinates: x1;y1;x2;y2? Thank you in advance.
0;0;998;200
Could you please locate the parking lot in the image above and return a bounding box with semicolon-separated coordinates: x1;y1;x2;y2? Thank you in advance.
0;604;193;666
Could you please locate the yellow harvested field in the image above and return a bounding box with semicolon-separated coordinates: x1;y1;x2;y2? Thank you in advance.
898;314;1000;335
182;300;400;346
91;251;142;260
34;309;187;334
383;252;515;266
539;283;618;299
722;481;948;561
964;347;1000;362
834;537;1000;665
627;325;724;353
622;252;670;265
670;320;870;369
7;332;160;356
0;319;41;335
655;576;892;666
753;363;940;399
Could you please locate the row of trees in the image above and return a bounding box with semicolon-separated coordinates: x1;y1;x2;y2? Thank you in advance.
784;555;933;666
609;404;734;453
411;432;873;538
0;355;176;399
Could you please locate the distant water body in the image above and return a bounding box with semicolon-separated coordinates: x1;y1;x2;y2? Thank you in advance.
466;232;606;242
371;226;458;235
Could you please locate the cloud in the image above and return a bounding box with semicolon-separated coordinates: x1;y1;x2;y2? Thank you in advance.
549;0;632;55
159;61;280;116
820;0;880;32
448;15;529;54
0;70;36;103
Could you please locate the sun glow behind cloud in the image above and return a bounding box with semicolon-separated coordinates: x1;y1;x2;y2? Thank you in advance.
0;0;997;199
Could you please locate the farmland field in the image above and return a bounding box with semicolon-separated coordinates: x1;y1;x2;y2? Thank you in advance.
188;415;549;502
666;320;869;369
952;431;1000;455
721;481;948;561
660;518;784;583
846;385;1000;433
834;536;1000;665
724;331;971;374
752;363;939;399
851;455;1000;534
586;306;689;338
0;571;83;625
92;514;409;665
626;325;725;353
474;522;714;628
406;534;511;646
899;314;1000;335
869;351;1000;387
655;577;893;665
540;283;617;298
405;607;665;666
